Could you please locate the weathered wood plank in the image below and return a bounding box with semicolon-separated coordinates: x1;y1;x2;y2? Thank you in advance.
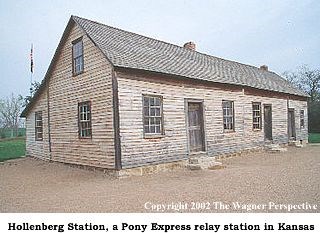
117;71;308;168
25;23;116;169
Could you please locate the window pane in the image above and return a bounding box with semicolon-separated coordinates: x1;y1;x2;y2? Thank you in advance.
222;101;227;108
155;108;160;116
144;125;150;133
223;117;227;124
150;126;155;133
144;107;149;116
155;97;160;106
73;41;83;58
223;101;231;108
150;108;155;116
150;97;155;106
143;97;149;106
155;125;161;133
75;56;83;74
73;44;78;57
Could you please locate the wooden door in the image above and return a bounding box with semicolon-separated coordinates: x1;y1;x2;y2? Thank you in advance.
288;109;296;139
187;102;205;152
264;105;272;140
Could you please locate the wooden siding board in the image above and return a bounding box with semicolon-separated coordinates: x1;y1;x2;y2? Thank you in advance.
26;23;115;169
49;23;115;168
117;71;308;169
25;89;50;160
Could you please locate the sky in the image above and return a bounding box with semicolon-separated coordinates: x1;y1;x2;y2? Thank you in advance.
0;0;319;98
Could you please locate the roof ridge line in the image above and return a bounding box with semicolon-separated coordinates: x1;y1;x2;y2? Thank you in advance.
72;15;115;67
72;15;195;53
71;15;278;76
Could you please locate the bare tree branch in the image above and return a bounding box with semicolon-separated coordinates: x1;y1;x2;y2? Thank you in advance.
283;65;320;102
0;93;24;137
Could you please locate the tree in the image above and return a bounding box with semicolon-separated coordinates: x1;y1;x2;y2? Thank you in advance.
0;94;24;137
24;81;41;107
283;65;320;102
283;65;320;133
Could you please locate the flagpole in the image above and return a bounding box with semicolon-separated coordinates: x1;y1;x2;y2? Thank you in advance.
30;43;33;96
30;70;33;96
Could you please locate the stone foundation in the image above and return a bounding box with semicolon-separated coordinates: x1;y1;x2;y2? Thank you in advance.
115;160;188;178
27;141;308;178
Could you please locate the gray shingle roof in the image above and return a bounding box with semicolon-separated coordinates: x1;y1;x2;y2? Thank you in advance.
73;16;307;97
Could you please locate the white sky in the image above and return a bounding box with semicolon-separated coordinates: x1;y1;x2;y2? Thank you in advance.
0;0;319;98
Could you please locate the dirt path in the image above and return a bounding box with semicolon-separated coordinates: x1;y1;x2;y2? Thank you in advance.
1;145;319;212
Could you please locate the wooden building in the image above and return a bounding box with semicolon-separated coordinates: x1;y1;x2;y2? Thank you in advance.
21;16;308;175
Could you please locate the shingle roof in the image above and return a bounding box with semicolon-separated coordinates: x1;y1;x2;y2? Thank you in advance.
20;16;309;118
73;15;308;97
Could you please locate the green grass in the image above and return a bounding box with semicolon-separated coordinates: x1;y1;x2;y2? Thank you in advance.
309;133;320;143
0;137;26;162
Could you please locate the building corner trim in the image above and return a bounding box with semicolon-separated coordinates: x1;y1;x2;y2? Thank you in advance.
112;68;122;170
46;82;52;159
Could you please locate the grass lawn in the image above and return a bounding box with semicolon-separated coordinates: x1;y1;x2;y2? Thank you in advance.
0;137;26;162
309;133;320;143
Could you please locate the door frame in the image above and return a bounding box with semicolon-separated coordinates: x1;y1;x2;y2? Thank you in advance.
263;104;273;141
184;98;206;154
288;108;296;140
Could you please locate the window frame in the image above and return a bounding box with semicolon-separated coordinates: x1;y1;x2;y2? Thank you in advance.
300;109;305;129
222;100;235;132
35;111;43;141
142;94;164;138
252;102;262;130
72;37;84;76
78;101;92;139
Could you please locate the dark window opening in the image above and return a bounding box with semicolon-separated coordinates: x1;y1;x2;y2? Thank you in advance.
72;39;84;75
252;102;262;130
78;101;92;138
35;111;43;141
143;95;163;135
300;110;305;128
223;100;234;131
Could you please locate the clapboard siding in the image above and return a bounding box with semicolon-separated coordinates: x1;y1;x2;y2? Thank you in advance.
25;89;50;160
47;23;115;168
116;71;308;168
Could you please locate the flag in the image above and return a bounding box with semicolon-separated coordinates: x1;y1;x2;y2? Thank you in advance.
30;44;34;73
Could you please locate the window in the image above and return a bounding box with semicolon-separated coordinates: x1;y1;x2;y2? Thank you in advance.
78;101;92;138
252;102;262;130
300;110;305;128
222;100;234;131
143;95;163;135
72;38;84;75
35;111;43;141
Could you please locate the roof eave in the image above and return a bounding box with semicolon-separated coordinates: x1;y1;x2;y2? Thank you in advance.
114;65;310;99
